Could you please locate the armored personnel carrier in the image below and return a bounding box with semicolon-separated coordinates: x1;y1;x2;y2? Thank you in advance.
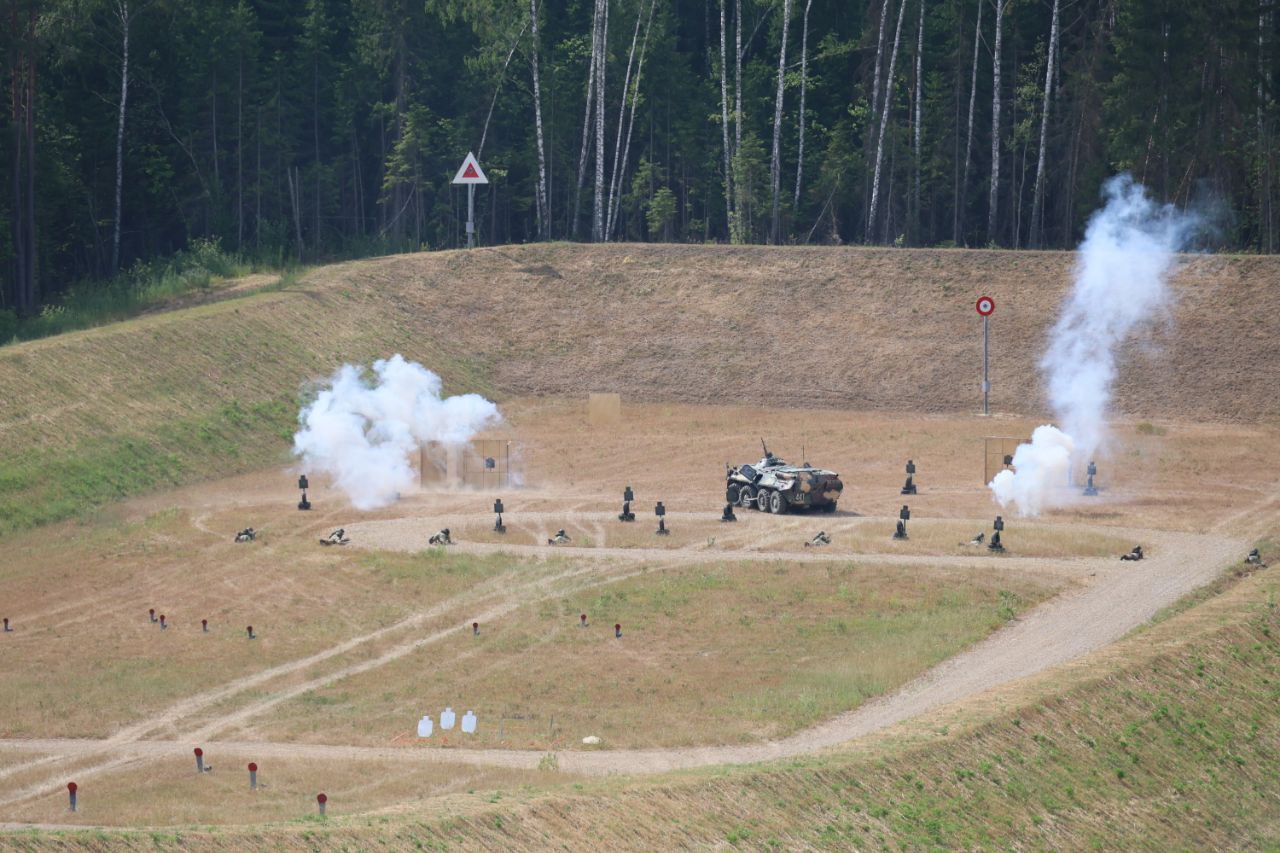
726;441;843;514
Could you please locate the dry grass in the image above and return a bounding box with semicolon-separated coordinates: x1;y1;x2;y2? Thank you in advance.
7;563;1276;848
334;245;1280;422
2;755;571;828
0;239;1275;843
2;244;1278;535
245;559;1061;750
0;508;518;738
450;516;1130;557
716;517;1132;558
487;399;1280;535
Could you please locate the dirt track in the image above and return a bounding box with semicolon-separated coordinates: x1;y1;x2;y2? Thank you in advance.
0;523;1243;800
0;400;1272;823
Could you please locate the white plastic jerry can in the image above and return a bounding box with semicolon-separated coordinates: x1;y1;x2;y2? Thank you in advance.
461;710;477;734
417;715;434;738
440;706;456;730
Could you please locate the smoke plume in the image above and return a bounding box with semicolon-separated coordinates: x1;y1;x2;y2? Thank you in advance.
988;425;1074;517
989;175;1199;515
293;355;501;510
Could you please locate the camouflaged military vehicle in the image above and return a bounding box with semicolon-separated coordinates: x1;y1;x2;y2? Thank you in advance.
726;441;843;514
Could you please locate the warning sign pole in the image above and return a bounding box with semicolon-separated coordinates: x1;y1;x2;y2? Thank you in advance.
976;296;996;416
983;314;989;415
466;185;475;249
452;152;489;250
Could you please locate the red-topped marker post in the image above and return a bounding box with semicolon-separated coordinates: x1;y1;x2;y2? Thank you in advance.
976;296;996;415
248;762;258;789
194;747;204;773
317;792;328;816
67;781;77;812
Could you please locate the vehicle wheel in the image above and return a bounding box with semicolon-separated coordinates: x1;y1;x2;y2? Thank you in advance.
738;486;756;508
756;489;772;512
821;501;837;513
726;484;741;504
769;490;787;514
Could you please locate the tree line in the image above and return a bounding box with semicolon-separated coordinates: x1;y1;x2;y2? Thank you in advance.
3;0;1276;316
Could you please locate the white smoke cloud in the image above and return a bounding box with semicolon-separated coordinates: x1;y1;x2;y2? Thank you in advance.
989;425;1074;517
293;355;501;510
990;175;1199;516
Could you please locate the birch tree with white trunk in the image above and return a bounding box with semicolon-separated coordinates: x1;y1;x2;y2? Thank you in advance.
734;0;742;159
1029;0;1059;247
606;1;646;238
112;0;132;275
768;0;793;242
911;0;925;241
608;0;657;239
720;0;735;236
957;0;981;244
987;0;1005;245
530;0;549;238
867;0;890;214
573;0;603;237
793;0;812;208
592;0;609;241
866;0;907;243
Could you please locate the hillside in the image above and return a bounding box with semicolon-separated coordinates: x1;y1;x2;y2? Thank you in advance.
348;244;1279;419
9;544;1277;849
1;243;1277;532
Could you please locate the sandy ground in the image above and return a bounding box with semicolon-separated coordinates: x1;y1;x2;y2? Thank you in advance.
0;402;1271;823
0;527;1241;783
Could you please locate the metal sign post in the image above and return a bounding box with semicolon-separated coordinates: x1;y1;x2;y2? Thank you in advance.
452;152;489;248
976;296;995;415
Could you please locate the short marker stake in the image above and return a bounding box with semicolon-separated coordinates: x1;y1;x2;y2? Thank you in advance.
472;621;479;636
149;608;157;623
2;617;10;632
201;619;208;633
248;762;258;790
246;625;255;639
580;613;588;628
194;747;204;773
67;782;77;812
317;792;327;816
159;614;167;630
615;623;622;639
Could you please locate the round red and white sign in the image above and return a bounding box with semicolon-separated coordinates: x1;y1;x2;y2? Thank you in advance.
976;296;995;316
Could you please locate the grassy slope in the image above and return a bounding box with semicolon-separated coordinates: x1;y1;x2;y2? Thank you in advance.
2;243;1278;534
13;561;1272;849
251;560;1058;750
0;272;489;534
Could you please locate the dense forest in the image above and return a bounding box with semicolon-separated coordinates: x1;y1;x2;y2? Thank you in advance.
2;0;1277;315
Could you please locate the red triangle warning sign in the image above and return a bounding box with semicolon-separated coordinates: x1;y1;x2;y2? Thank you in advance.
452;152;489;184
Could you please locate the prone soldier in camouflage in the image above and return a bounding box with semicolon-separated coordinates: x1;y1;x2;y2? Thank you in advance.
804;531;832;547
320;528;350;546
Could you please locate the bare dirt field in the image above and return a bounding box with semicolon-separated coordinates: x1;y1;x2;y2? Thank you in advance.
0;398;1272;832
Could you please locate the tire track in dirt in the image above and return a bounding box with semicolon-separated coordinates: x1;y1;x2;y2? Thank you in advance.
7;530;1239;782
0;548;710;808
0;525;1238;809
